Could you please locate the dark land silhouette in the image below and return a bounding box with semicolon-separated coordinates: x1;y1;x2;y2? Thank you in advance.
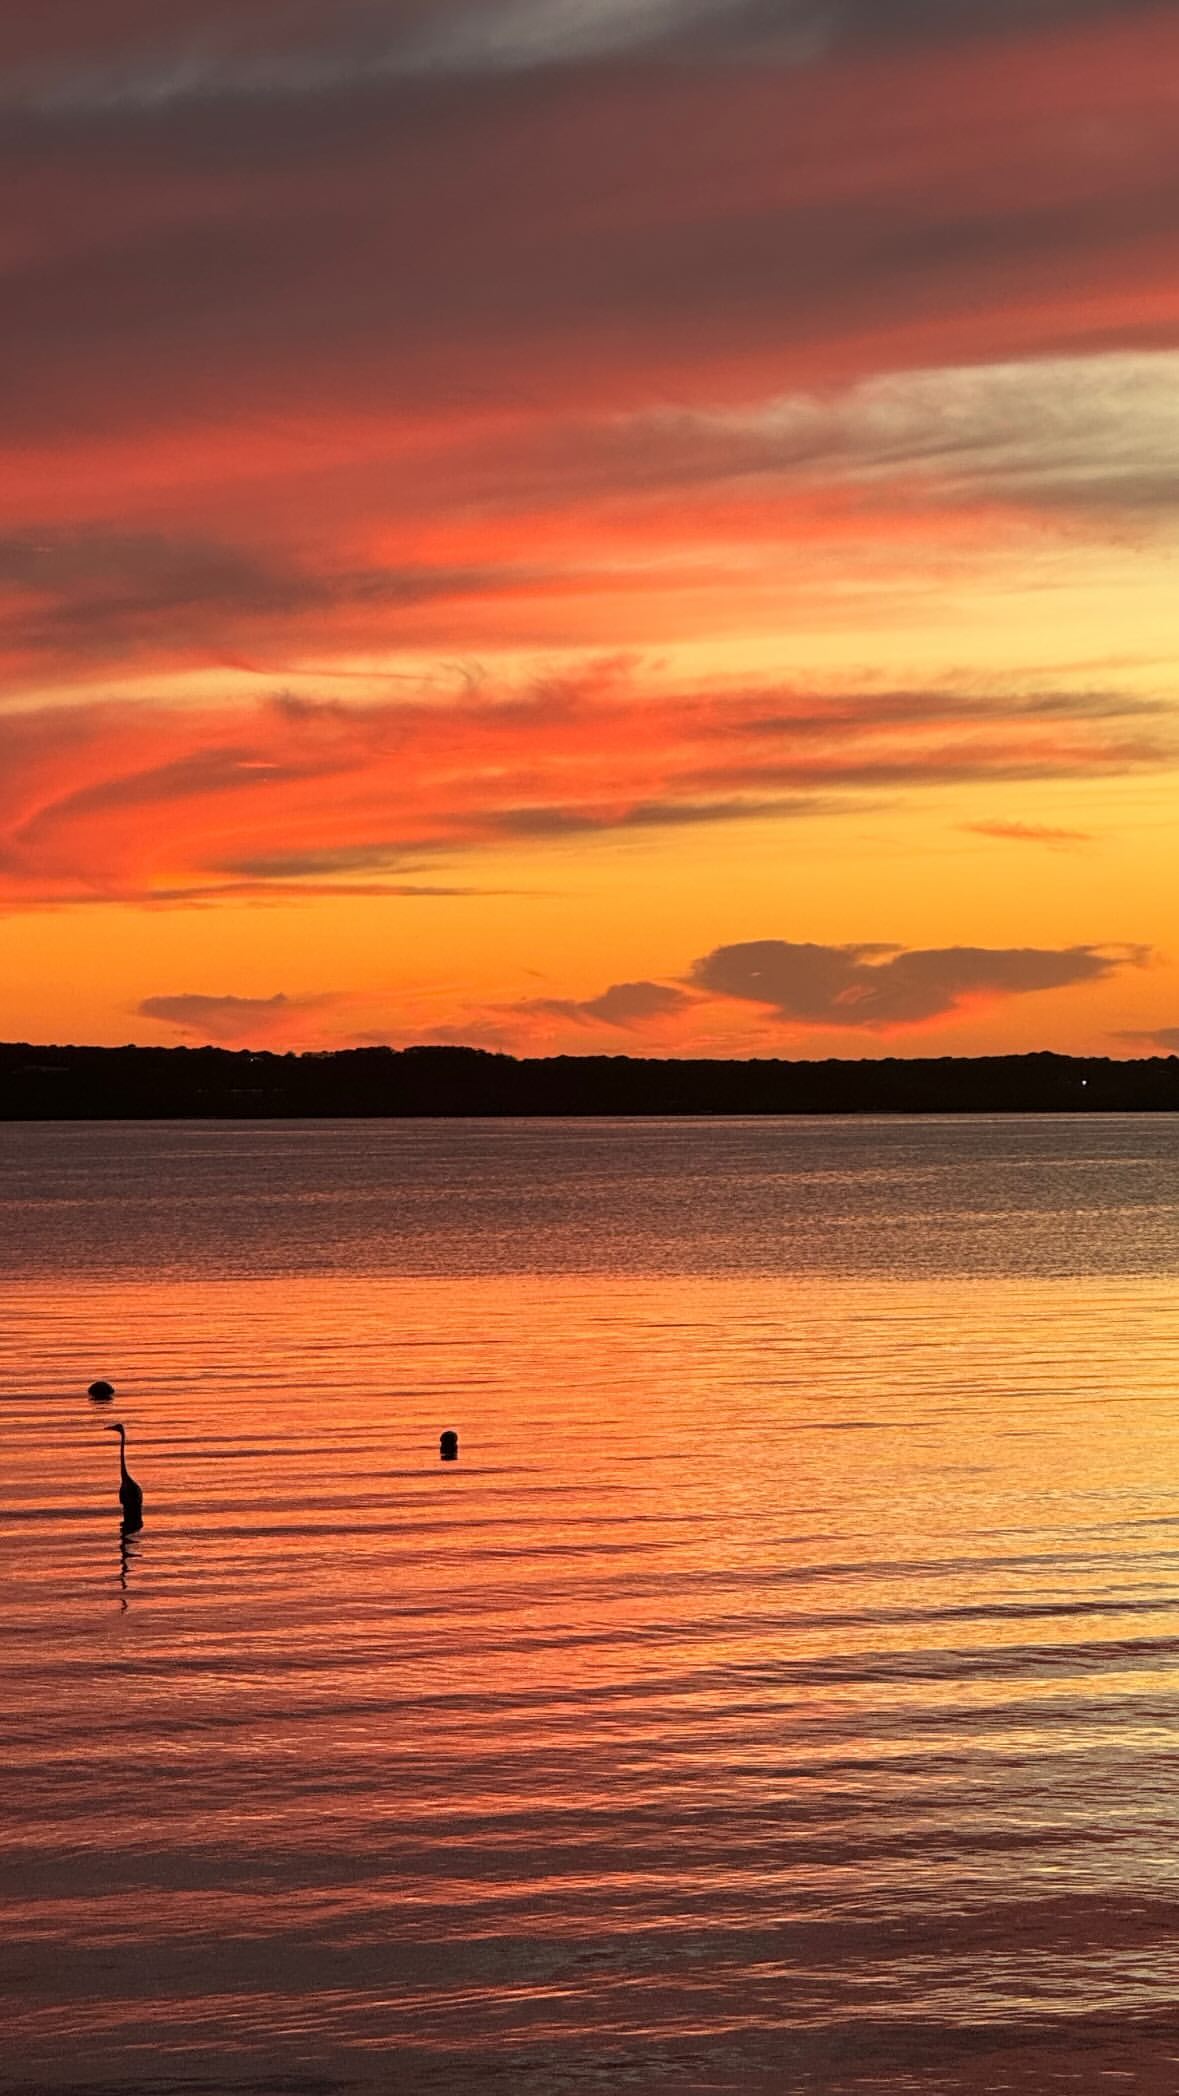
2;1041;1177;1117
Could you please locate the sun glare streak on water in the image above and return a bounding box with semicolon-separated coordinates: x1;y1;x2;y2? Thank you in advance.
2;1116;1179;2094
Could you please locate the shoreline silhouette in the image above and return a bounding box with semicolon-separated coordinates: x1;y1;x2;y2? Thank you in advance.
1;1042;1176;1118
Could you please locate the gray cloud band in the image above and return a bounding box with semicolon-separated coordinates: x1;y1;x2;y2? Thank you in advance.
688;938;1145;1027
1;1;1134;114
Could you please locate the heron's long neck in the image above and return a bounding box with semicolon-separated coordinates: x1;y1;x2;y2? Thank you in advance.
116;1433;129;1482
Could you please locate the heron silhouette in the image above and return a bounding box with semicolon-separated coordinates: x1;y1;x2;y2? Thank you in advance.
105;1423;144;1530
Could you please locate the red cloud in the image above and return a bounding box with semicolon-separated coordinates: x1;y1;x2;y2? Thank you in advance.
3;8;1178;493
0;666;1167;907
0;1;1175;991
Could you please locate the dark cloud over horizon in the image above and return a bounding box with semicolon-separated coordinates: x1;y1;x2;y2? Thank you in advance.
688;938;1146;1029
137;990;339;1043
515;979;698;1030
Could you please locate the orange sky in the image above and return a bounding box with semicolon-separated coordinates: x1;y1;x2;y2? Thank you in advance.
2;1;1177;1057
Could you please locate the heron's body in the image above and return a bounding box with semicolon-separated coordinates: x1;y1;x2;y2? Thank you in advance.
105;1423;144;1526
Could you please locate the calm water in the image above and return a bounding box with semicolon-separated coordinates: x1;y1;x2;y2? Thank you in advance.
3;1115;1179;2095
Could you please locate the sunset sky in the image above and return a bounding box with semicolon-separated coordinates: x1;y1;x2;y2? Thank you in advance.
3;0;1178;1057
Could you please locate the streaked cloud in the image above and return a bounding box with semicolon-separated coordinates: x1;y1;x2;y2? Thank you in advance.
3;348;1178;702
1115;1025;1179;1053
599;353;1179;520
2;0;1135;113
5;7;1178;478
0;526;545;687
0;665;1168;908
964;820;1093;848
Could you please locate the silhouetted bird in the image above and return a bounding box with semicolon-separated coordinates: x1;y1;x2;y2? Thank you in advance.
88;1379;115;1402
105;1423;144;1528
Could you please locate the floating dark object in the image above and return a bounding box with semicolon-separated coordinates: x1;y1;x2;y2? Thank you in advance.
439;1430;459;1462
88;1379;115;1402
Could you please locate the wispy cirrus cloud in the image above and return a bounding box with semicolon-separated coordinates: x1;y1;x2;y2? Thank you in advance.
4;352;1177;705
0;664;1168;907
964;820;1093;848
574;353;1179;523
4;5;1178;487
0;525;549;688
1;1;1137;112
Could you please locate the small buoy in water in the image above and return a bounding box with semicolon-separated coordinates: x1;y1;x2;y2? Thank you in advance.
88;1379;116;1402
439;1429;459;1462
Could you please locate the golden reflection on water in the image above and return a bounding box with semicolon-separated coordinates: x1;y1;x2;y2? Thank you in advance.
3;1118;1179;2093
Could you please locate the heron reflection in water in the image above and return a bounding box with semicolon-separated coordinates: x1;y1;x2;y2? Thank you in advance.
118;1517;143;1608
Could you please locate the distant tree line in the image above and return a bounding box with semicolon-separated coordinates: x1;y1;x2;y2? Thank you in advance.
1;1042;1177;1118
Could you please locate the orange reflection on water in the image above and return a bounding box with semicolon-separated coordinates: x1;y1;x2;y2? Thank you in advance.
5;1231;1179;2092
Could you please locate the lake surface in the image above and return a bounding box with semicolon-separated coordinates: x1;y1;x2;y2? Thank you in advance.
3;1115;1179;2094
